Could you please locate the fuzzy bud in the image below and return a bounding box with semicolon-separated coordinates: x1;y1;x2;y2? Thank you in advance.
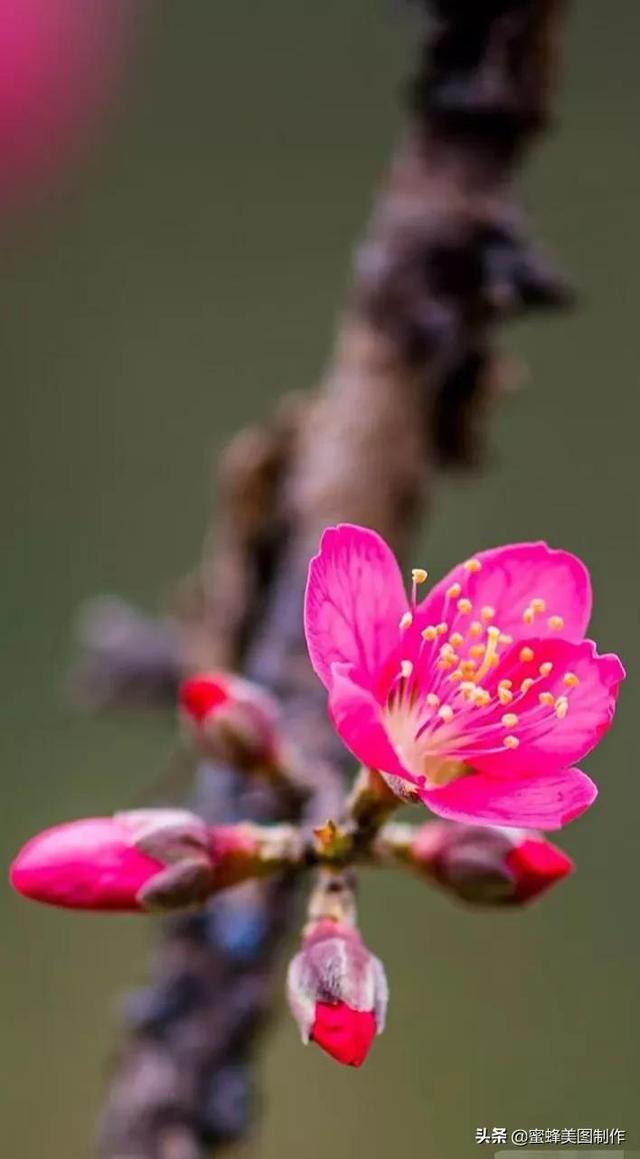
286;919;388;1067
410;822;573;905
10;809;222;913
179;672;281;767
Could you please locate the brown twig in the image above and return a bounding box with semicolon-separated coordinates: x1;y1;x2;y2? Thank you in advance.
92;2;572;1154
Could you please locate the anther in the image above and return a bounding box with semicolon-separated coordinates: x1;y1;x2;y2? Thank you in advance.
469;644;486;658
412;568;428;585
531;598;546;613
426;693;440;708
457;597;473;614
499;633;514;646
400;660;413;679
539;661;553;677
447;583;462;599
563;672;580;687
520;678;534;694
520;646;535;663
436;623;448;636
548;615;564;631
523;607;536;625
502;713;519;728
539;691;555;706
481;606;495;622
470;620;484;638
438;705;454;723
400;612;413;631
463;558;482;573
555;697;569;719
422;626;437;641
449;632;464;648
503;735;520;749
498;687;513;705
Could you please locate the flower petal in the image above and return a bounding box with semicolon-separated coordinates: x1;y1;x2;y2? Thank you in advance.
457;638;625;778
328;663;419;785
304;524;408;691
421;767;597;830
416;542;592;645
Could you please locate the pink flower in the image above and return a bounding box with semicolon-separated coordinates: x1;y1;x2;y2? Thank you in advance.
0;0;135;215
286;918;387;1068
410;821;574;905
304;525;624;830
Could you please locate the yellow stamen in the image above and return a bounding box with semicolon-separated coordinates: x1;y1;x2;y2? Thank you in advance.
400;611;413;630
463;558;482;573
520;677;534;694
539;661;553;677
449;669;464;683
501;713;519;728
503;735;520;749
563;672;580;687
498;678;513;690
523;607;536;625
426;693;440;708
449;632;464;648
474;625;501;682
520;646;535;663
469;644;486;658
447;583;462;599
481;605;495;622
475;689;491;706
531;598;546;613
470;620;484;638
555;696;569;719
460;660;477;676
438;705;454;723
457;597;473;614
412;568;428;584
437;622;448;636
498;687;513;705
499;633;514;646
548;615;564;631
422;625;437;642
400;660;413;679
539;691;555;706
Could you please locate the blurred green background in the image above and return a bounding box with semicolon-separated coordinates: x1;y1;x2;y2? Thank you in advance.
1;2;638;1155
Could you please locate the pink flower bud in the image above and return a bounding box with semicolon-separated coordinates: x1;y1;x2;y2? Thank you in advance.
179;672;281;765
10;809;218;913
410;822;573;905
286;919;388;1067
311;1002;377;1069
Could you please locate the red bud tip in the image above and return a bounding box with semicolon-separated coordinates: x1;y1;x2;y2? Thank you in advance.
179;674;231;723
505;838;574;903
311;1002;377;1068
10;817;162;912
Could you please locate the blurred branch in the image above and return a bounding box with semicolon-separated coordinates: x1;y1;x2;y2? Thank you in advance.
95;1;572;1155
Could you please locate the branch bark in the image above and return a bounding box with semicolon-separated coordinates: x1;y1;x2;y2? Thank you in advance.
96;2;571;1155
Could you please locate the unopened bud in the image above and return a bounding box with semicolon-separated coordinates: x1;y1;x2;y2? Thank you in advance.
410;822;573;905
179;672;281;767
287;919;388;1067
10;809;218;913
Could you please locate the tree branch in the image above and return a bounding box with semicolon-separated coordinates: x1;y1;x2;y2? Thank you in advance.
95;2;572;1155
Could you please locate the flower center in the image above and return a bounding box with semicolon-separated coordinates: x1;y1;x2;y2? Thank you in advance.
383;558;579;787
